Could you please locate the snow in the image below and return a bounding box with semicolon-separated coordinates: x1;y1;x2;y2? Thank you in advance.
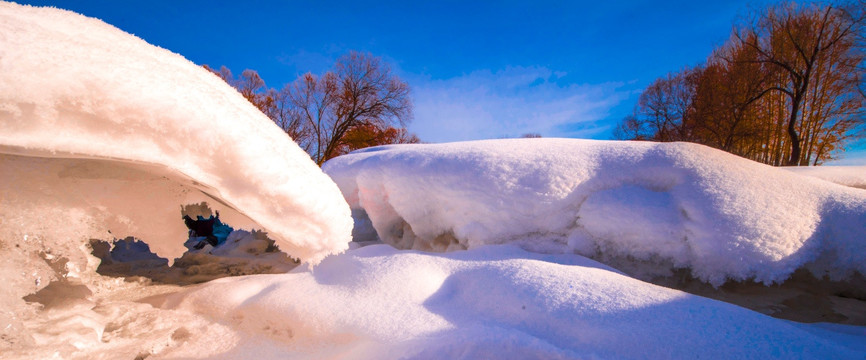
324;139;866;286
0;2;349;353
784;165;866;189
2;2;866;359
157;245;866;359
0;2;353;266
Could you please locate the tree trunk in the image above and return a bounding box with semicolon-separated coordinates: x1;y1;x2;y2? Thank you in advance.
786;96;802;166
787;73;810;166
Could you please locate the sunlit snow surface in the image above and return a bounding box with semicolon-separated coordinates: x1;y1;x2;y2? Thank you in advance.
324;139;866;286
0;2;352;265
2;2;866;359
0;2;349;354
785;165;866;189
159;245;866;359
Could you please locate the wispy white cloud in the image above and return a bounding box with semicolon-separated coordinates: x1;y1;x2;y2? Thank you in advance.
274;52;634;143
407;66;632;143
827;147;866;166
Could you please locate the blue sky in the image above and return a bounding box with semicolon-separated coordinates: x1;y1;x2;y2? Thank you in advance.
25;0;865;165
22;0;781;142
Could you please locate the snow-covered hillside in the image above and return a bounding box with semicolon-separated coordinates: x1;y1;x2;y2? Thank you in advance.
324;139;866;286
2;2;865;359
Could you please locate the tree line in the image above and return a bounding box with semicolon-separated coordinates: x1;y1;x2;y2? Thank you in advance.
615;1;865;166
206;51;418;165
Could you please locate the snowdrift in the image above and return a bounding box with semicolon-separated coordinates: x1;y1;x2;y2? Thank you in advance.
0;2;351;343
324;139;866;285
0;2;352;264
159;245;866;359
785;165;866;189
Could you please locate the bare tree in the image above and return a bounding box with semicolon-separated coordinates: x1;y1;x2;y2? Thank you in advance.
613;114;653;140
615;67;701;142
236;69;265;104
203;64;234;84
285;72;340;161
616;1;865;166
203;65;272;117
205;52;415;165
286;52;413;165
692;38;770;155
735;2;864;165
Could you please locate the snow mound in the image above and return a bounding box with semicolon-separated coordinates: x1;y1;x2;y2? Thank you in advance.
324;139;866;285
159;245;866;359
0;3;350;346
785;165;866;189
0;2;352;264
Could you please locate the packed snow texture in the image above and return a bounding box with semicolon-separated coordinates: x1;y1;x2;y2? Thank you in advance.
157;245;866;359
11;245;866;358
785;165;866;189
0;2;353;265
324;139;866;286
0;2;350;350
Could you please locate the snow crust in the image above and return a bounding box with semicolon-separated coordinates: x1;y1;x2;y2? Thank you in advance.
0;3;350;350
324;139;866;285
784;165;866;189
0;2;353;265
157;245;866;359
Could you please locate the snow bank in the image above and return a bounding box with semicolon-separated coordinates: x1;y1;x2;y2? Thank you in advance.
0;2;351;347
324;139;866;285
785;165;866;189
0;2;352;264
159;245;866;359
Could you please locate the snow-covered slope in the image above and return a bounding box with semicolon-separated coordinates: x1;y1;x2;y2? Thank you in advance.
159;245;866;359
0;2;353;264
785;165;866;189
324;139;866;286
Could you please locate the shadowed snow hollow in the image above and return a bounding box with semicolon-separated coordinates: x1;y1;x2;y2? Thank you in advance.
324;139;866;286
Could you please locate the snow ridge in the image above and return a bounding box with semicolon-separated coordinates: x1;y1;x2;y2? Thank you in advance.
324;139;866;285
